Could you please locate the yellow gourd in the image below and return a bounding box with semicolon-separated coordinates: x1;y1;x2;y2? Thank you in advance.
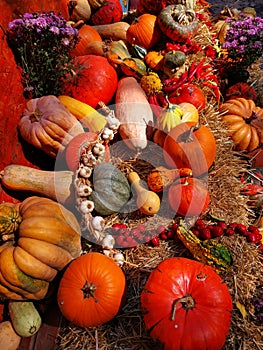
128;172;160;215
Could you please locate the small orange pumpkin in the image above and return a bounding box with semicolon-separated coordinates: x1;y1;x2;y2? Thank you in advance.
71;25;102;56
57;252;126;327
126;14;162;50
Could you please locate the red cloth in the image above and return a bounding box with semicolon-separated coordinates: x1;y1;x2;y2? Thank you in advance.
0;1;69;202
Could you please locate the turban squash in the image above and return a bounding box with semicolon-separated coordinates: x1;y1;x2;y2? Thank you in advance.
0;196;82;301
219;98;263;152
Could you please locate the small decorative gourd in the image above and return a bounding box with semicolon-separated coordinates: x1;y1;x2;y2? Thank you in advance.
147;166;192;193
89;163;131;215
0;203;22;237
128;171;160;215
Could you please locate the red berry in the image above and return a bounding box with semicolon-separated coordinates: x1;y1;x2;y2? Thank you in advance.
137;224;146;232
225;228;235;236
235;223;248;236
228;222;238;230
199;228;211;240
159;231;168;240
195;219;206;230
247;233;259;244
112;223;127;230
217;221;228;230
248;225;260;235
171;223;178;233
157;225;167;234
166;229;175;239
211;225;224;238
150;236;160;247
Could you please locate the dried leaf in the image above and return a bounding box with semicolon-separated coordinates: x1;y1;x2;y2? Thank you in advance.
236;301;247;319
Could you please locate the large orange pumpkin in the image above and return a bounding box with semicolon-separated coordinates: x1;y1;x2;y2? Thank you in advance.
57;252;126;327
163;122;217;177
62;55;118;109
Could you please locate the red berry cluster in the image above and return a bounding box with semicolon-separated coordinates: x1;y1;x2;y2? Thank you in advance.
110;223;160;248
192;219;263;247
163;39;202;55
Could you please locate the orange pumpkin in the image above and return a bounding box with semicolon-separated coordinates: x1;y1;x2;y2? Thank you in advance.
126;14;162;50
57;252;126;327
163;122;217;177
219;98;263;152
168;176;210;216
71;25;102;56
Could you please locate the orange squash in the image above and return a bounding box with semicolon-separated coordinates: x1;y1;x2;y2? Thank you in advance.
219;98;263;152
71;25;102;56
0;196;81;300
163;122;217;177
126;14;162;50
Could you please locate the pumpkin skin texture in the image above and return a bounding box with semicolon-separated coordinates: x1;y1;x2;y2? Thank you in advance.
219;98;263;152
158;5;198;42
163;122;217;177
0;203;22;236
62;55;118;109
169;84;206;111
18;95;84;158
90;0;123;25
126;14;162;50
57;252;126;327
89;163;131;215
71;25;102;56
0;196;82;300
168;177;210;216
141;257;233;350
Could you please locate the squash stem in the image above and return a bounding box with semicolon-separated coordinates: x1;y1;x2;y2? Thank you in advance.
171;295;195;321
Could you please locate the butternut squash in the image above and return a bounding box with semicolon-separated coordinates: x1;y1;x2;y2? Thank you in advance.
92;22;130;41
8;301;42;337
128;171;160;215
18;238;74;270
115;77;153;150
0;321;21;350
0;165;74;204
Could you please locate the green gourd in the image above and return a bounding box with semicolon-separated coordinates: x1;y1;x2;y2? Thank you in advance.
8;301;42;337
89;163;130;215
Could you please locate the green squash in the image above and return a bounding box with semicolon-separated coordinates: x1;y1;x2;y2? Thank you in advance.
89;163;130;215
8;301;42;337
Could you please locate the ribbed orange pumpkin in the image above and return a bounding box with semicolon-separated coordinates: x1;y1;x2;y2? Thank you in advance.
163;122;217;177
71;25;102;56
126;14;162;50
57;252;126;327
0;196;81;301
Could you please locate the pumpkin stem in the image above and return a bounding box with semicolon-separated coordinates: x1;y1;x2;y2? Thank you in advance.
30;108;42;122
182;124;200;142
81;281;98;301
171;294;195;321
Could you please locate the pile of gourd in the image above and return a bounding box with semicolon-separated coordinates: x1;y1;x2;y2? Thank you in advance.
0;0;262;349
